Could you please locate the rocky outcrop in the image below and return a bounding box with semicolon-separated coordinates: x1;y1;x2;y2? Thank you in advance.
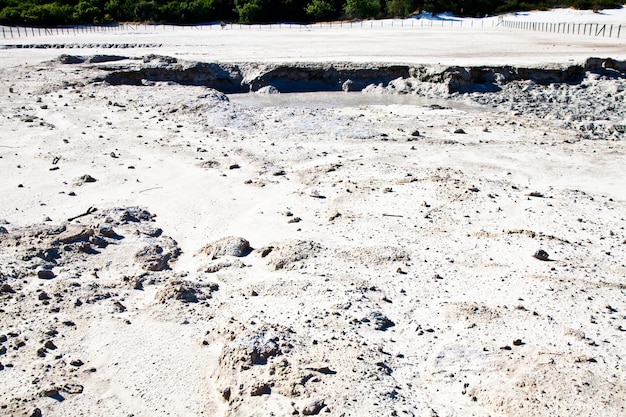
85;55;626;94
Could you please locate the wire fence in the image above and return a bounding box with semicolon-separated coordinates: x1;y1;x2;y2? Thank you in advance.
499;19;622;39
1;18;623;39
0;19;498;40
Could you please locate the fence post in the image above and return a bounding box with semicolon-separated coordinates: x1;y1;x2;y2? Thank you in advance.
618;25;621;39
609;24;613;38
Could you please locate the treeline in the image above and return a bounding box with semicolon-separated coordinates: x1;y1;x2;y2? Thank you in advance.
0;0;622;26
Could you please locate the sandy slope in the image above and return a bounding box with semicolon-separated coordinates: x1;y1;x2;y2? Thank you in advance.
1;9;626;417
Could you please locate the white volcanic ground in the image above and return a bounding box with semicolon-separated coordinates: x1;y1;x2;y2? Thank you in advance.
1;8;626;417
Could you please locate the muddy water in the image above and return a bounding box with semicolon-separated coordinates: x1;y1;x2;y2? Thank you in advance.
228;91;492;112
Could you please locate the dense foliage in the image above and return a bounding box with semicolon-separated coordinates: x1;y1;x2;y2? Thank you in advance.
0;0;622;25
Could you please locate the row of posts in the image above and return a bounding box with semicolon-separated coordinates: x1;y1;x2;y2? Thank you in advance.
501;20;622;38
2;20;622;39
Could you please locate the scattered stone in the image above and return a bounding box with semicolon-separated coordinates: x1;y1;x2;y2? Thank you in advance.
288;217;302;224
512;339;524;346
258;246;274;258
527;191;544;198
250;381;271;396
411;129;420;137
98;225;118;238
0;283;15;293
301;398;326;415
309;189;323;198
342;79;355;92
41;388;60;398
76;174;97;185
454;128;466;134
62;383;84;394
112;301;127;312
369;311;395;331
37;269;55;280
70;359;84;367
229;163;240;169
533;249;550;261
328;211;341;221
221;387;231;400
305;362;335;374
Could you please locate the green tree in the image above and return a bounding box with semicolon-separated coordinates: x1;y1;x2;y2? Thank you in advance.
133;0;157;21
236;0;263;22
20;2;74;25
344;0;380;18
73;0;102;23
386;0;415;16
305;0;334;19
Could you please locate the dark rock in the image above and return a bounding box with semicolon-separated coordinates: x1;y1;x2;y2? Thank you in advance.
37;269;55;280
58;55;85;64
98;225;118;238
70;359;84;367
112;301;127;312
454;128;466;134
259;246;274;258
328;211;341;221
0;283;15;293
62;383;84;394
301;398;326;415
370;311;395;331
250;382;271;396
221;387;231;400
533;249;550;261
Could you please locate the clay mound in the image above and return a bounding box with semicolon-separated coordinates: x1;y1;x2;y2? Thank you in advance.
155;279;219;303
338;245;410;266
134;236;181;271
443;301;502;322
215;325;301;414
102;206;155;225
203;236;251;259
265;240;322;270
